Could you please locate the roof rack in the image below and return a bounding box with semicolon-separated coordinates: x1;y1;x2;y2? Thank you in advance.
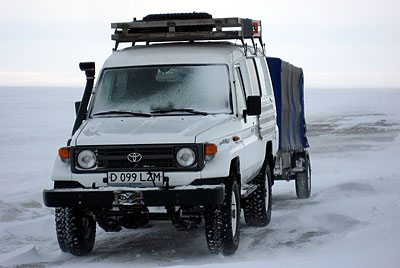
111;17;264;55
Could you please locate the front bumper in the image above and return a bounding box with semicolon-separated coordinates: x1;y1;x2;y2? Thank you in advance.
43;185;225;208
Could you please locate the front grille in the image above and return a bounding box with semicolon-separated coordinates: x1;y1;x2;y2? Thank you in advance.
98;146;174;169
72;144;204;173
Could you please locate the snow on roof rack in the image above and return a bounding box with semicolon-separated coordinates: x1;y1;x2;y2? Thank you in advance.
111;16;264;54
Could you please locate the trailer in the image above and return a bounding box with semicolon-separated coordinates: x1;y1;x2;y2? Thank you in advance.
266;57;311;198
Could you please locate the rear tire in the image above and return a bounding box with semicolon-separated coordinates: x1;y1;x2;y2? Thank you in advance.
55;207;96;256
204;173;240;255
243;162;272;227
295;155;311;199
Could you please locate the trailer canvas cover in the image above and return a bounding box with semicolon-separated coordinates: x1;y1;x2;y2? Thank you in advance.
266;57;309;151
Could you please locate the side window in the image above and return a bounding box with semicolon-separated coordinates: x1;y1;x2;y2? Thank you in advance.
254;57;268;96
246;58;262;96
256;57;273;96
234;67;247;116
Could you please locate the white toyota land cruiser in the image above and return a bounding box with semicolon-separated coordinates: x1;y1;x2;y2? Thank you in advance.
43;13;280;256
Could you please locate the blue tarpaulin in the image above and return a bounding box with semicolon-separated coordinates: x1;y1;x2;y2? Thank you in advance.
266;57;309;151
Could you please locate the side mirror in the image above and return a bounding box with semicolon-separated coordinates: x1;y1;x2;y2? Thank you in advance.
246;96;261;116
75;101;81;116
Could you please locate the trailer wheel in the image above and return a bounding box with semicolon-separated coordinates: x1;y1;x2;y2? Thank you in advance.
295;155;311;199
204;174;240;255
55;207;96;256
243;162;272;227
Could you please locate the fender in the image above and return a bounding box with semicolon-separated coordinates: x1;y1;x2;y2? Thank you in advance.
200;139;244;179
51;157;72;181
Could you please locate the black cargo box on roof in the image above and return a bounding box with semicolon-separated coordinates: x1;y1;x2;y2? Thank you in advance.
266;57;309;151
111;14;263;52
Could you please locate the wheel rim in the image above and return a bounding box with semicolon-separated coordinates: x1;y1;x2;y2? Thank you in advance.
231;189;237;236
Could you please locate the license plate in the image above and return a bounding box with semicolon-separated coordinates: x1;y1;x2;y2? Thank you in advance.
107;171;164;186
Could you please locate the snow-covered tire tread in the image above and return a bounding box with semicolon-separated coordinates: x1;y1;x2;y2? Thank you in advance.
55;207;96;256
221;177;240;255
204;205;223;254
243;162;272;227
204;173;240;256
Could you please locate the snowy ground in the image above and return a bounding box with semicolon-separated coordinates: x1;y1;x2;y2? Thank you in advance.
0;87;399;268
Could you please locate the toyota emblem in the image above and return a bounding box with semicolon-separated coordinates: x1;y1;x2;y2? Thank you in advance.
127;152;142;163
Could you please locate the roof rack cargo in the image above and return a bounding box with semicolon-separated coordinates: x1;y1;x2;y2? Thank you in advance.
111;13;264;54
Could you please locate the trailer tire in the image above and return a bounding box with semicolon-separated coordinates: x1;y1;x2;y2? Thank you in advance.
243;162;272;227
55;207;96;256
295;155;311;199
204;174;240;255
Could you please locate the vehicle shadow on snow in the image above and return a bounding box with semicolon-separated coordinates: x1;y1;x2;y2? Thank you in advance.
85;222;219;265
21;187;369;268
34;183;374;267
59;193;325;265
88;193;321;261
87;193;328;261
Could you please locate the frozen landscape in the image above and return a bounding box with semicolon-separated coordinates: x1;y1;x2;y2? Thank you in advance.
0;87;399;268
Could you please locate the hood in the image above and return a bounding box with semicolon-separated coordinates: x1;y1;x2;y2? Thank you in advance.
73;115;231;146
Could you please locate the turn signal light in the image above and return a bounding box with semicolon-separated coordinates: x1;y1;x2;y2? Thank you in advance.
58;147;70;159
205;144;218;155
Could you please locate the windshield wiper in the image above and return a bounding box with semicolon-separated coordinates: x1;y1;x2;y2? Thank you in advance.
92;110;152;117
150;108;209;116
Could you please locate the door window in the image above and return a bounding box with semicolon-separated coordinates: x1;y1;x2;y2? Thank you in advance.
255;57;273;96
246;58;262;96
234;67;247;116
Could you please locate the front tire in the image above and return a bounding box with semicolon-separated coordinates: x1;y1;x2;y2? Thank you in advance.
55;207;96;256
204;174;240;256
243;162;272;227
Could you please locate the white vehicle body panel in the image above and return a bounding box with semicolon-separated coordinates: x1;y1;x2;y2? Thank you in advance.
101;43;242;68
52;42;278;194
73;115;231;146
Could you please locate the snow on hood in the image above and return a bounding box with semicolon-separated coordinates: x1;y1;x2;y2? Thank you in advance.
74;115;231;146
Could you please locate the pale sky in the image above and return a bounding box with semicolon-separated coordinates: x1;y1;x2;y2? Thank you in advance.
0;0;399;88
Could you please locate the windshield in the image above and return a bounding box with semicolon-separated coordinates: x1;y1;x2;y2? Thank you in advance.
91;65;231;116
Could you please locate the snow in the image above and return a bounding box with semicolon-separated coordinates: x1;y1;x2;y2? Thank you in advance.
1;86;400;268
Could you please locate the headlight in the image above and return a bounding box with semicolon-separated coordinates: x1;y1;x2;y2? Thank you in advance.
77;150;97;169
176;148;196;167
